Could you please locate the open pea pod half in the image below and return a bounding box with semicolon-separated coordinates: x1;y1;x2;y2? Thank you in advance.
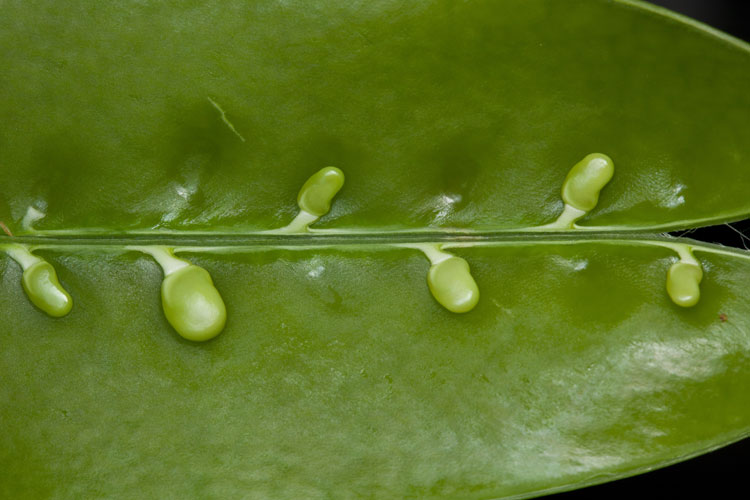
1;0;749;498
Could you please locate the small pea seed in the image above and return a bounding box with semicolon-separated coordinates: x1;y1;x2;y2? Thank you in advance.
22;261;72;317
427;257;479;313
161;265;226;341
297;166;345;217
561;153;614;212
666;261;703;308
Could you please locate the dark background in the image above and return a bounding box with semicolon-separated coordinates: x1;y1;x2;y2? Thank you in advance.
553;1;750;498
652;0;750;41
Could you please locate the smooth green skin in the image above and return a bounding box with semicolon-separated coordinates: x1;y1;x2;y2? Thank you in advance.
21;261;72;317
161;265;226;342
562;153;615;212
297;167;345;217
1;0;749;233
427;257;479;313
1;0;750;498
666;262;703;308
1;243;750;500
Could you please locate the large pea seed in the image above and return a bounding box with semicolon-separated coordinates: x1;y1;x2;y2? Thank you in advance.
666;261;703;308
427;257;479;313
561;153;614;212
161;265;226;341
297;166;345;217
22;261;72;317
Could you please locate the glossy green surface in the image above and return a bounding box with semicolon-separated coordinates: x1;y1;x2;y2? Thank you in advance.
1;243;749;499
21;260;73;318
427;256;480;313
161;265;227;342
0;0;749;233
1;0;750;499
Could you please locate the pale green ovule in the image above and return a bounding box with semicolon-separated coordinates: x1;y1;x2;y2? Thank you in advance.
427;257;479;313
265;166;346;233
4;244;73;318
22;261;73;317
162;265;226;342
297;166;345;217
666;261;703;308
132;246;227;342
562;153;614;212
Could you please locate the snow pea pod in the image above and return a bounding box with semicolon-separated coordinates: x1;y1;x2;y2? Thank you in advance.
1;0;749;499
1;242;749;499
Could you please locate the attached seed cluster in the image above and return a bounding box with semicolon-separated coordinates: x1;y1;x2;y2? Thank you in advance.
1;156;704;342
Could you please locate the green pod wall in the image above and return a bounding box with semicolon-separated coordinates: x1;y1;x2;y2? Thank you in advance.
1;0;749;498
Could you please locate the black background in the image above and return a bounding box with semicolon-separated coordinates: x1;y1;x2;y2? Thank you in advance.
552;1;749;498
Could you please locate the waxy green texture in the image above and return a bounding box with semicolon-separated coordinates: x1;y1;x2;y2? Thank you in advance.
1;0;749;499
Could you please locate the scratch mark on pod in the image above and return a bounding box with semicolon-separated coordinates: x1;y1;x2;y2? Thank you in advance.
0;221;12;237
207;96;246;143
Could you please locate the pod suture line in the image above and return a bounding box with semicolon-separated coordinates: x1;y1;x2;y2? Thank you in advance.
1;154;708;340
